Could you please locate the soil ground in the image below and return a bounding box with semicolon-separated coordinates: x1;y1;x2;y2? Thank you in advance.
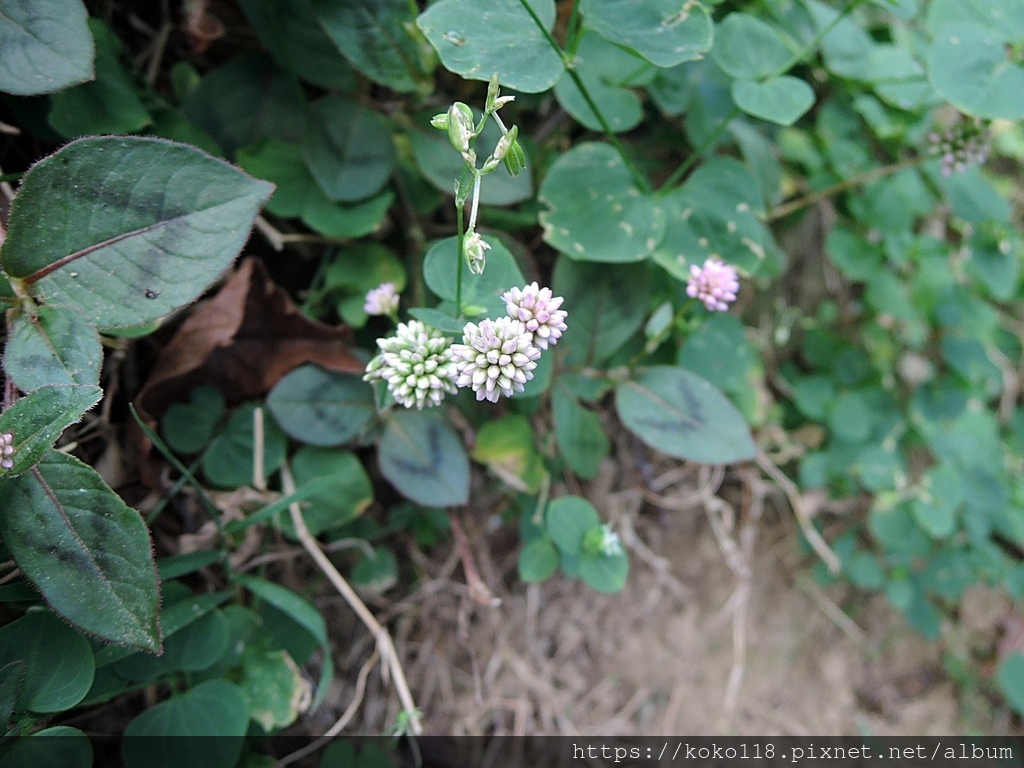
308;457;1016;737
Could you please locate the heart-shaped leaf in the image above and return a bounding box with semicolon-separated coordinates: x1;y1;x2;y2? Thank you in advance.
378;408;469;506
267;365;375;447
582;0;712;67
540;142;665;263
417;0;565;93
615;366;756;463
732;75;815;125
712;13;791;79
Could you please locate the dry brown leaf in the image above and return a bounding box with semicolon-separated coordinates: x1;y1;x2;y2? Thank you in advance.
135;257;364;484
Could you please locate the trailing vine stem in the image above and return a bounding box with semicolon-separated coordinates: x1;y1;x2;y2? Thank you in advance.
514;0;651;193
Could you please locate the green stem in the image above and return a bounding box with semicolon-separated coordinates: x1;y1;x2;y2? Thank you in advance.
514;0;650;193
657;0;871;194
564;0;584;56
455;194;466;319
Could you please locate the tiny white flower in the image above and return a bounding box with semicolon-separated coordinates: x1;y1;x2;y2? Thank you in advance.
451;317;541;402
463;231;490;275
0;432;13;471
364;321;458;409
599;524;622;557
364;282;400;317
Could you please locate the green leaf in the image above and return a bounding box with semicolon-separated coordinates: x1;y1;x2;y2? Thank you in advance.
579;550;629;593
911;463;963;538
48;19;150;138
806;0;875;80
417;0;565;93
0;611;93;713
518;538;559;582
351;546;399;592
0;451;161;651
422;236;525;320
279;447;373;537
546;496;601;554
471;414;546;493
238;649;312;731
122;680;249;768
312;0;426;93
0;660;25;727
926;22;1024;119
182;53;307;155
303;96;395;203
408;308;466;335
156;549;224;581
321;242;407;327
0;385;101;476
867;45;933;111
926;0;1024;39
552;384;609;479
732;76;815;126
378;408;469;506
161;385;225;455
581;0;711;67
712;13;792;79
408;113;533;205
539;143;665;263
202;403;288;488
997;653;1024;715
0;726;92;768
616;367;756;463
239;0;356;90
93;591;231;668
238;140;392;241
552;259;651;366
0;137;273;330
553;33;645;133
0;0;93;96
267;365;375;447
3;306;102;391
115;607;230;681
653;158;771;278
236;575;333;710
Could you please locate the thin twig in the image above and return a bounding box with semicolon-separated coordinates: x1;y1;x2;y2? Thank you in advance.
280;463;422;734
755;450;840;573
449;512;501;607
254;215;285;251
278;649;380;767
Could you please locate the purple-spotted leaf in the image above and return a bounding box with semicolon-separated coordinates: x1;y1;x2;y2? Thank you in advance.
0;451;161;652
0;137;273;330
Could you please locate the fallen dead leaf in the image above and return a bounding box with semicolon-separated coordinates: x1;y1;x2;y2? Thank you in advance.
134;257;364;485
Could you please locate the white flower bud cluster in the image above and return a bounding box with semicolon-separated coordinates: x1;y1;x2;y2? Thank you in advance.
364;285;568;408
0;432;14;471
364;321;459;409
364;282;400;317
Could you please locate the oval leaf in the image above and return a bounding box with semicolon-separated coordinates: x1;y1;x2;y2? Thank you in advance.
0;611;94;713
0;0;94;96
615;366;756;463
122;680;249;768
926;22;1024;119
3;305;102;391
711;13;791;79
0;385;101;477
423;235;525;320
546;496;601;554
303;97;395;203
519;538;559;582
378;408;469;506
0;726;92;768
0;137;274;330
267;365;375;447
0;451;161;651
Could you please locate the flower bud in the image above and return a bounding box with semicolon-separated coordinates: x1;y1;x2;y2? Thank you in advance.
463;230;490;275
482;125;518;173
430;112;449;130
503;138;526;176
446;102;474;154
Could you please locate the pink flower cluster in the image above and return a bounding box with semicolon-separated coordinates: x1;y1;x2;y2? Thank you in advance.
686;258;739;312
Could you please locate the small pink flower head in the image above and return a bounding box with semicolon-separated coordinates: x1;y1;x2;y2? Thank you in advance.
364;282;400;317
0;432;14;471
502;282;568;350
686;257;739;312
451;317;541;402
